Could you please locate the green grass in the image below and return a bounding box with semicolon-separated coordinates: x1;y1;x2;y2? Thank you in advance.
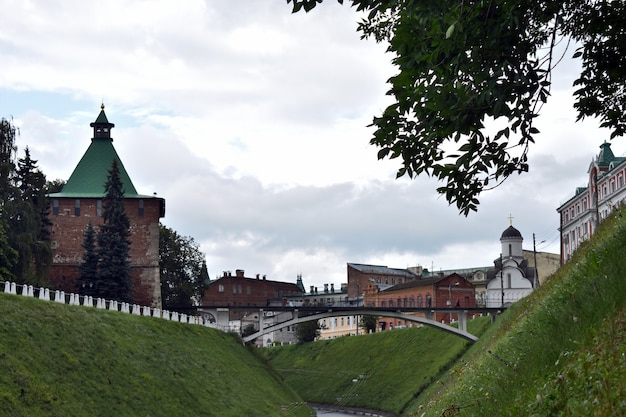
4;206;626;416
264;207;626;416
0;294;313;417
262;318;491;415
405;207;626;416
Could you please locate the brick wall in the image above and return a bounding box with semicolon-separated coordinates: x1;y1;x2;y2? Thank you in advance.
48;196;163;308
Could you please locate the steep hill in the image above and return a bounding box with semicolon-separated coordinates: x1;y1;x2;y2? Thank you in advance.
264;208;626;416
262;317;491;415
0;294;313;417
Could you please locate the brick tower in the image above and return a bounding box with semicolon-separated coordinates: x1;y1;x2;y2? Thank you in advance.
47;105;165;307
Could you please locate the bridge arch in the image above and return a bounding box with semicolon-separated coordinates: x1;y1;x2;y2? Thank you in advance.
242;309;479;344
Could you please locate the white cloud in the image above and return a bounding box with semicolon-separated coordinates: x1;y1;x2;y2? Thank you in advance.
2;1;614;291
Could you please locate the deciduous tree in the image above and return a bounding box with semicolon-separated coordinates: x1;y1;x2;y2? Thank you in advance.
288;0;626;214
296;319;320;343
159;223;207;311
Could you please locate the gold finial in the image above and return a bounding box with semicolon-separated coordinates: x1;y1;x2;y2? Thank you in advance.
100;102;105;110
508;213;514;226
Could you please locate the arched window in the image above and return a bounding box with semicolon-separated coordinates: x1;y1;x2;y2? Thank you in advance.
417;295;423;308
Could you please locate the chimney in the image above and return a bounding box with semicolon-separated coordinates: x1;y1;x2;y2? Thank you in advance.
256;274;260;279
330;283;335;293
324;284;328;294
262;275;266;280
310;286;314;294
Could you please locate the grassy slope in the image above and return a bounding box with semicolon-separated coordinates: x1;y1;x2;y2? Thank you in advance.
0;295;313;417
264;208;626;417
407;207;626;416
262;317;491;415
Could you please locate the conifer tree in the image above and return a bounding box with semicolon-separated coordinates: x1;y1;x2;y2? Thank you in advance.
77;221;98;297
96;160;132;302
0;118;18;281
13;147;52;284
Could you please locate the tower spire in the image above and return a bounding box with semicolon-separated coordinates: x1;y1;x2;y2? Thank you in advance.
90;103;115;140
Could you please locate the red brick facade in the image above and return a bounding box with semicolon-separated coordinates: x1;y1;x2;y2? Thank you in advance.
48;195;164;307
347;263;419;300
363;273;476;326
202;269;304;307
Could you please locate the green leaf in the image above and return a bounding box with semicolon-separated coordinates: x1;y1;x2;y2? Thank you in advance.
445;23;455;39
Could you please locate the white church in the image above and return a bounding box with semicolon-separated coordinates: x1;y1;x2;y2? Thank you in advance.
484;224;537;308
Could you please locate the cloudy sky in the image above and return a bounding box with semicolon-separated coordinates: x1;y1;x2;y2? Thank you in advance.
1;1;618;290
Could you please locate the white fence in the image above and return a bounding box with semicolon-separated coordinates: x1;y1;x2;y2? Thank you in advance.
2;280;223;329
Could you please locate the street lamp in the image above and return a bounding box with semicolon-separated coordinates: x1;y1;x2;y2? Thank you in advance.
533;233;546;288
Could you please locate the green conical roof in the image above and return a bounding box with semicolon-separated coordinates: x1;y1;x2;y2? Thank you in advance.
50;106;139;198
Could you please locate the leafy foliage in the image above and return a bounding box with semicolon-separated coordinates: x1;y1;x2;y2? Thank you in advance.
296;319;321;343
95;160;132;302
360;314;378;333
159;223;207;311
287;0;626;214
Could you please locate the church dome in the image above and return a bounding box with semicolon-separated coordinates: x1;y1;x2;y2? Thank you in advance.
500;225;522;240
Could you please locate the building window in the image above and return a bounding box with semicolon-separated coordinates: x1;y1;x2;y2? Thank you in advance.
426;294;432;308
138;199;144;217
96;200;102;216
74;199;80;216
583;199;587;211
508;244;512;256
381;300;386;307
417;295;423;308
246;286;251;295
507;273;512;288
218;284;224;293
389;299;394;307
232;285;237;294
52;199;59;215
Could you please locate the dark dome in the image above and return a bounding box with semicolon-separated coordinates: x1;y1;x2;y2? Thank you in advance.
500;225;522;240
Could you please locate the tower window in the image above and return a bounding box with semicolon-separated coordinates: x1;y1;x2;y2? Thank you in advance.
508;244;512;256
52;199;59;216
74;199;80;217
97;200;102;217
138;199;144;217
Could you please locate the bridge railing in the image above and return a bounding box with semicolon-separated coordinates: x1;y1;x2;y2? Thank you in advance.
1;280;231;331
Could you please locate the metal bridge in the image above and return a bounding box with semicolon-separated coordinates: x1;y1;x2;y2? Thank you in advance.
197;306;505;343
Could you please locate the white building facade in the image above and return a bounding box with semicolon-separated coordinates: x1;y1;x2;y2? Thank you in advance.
485;225;536;307
557;142;626;263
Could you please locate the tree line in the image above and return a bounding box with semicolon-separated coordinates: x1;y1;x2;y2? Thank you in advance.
0;117;207;310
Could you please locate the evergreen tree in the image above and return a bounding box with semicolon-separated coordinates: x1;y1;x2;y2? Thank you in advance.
0;118;17;202
0;118;18;281
0;211;18;281
96;160;132;302
77;221;98;297
12;147;52;284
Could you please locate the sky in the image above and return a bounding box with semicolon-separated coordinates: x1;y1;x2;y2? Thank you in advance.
0;1;619;291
